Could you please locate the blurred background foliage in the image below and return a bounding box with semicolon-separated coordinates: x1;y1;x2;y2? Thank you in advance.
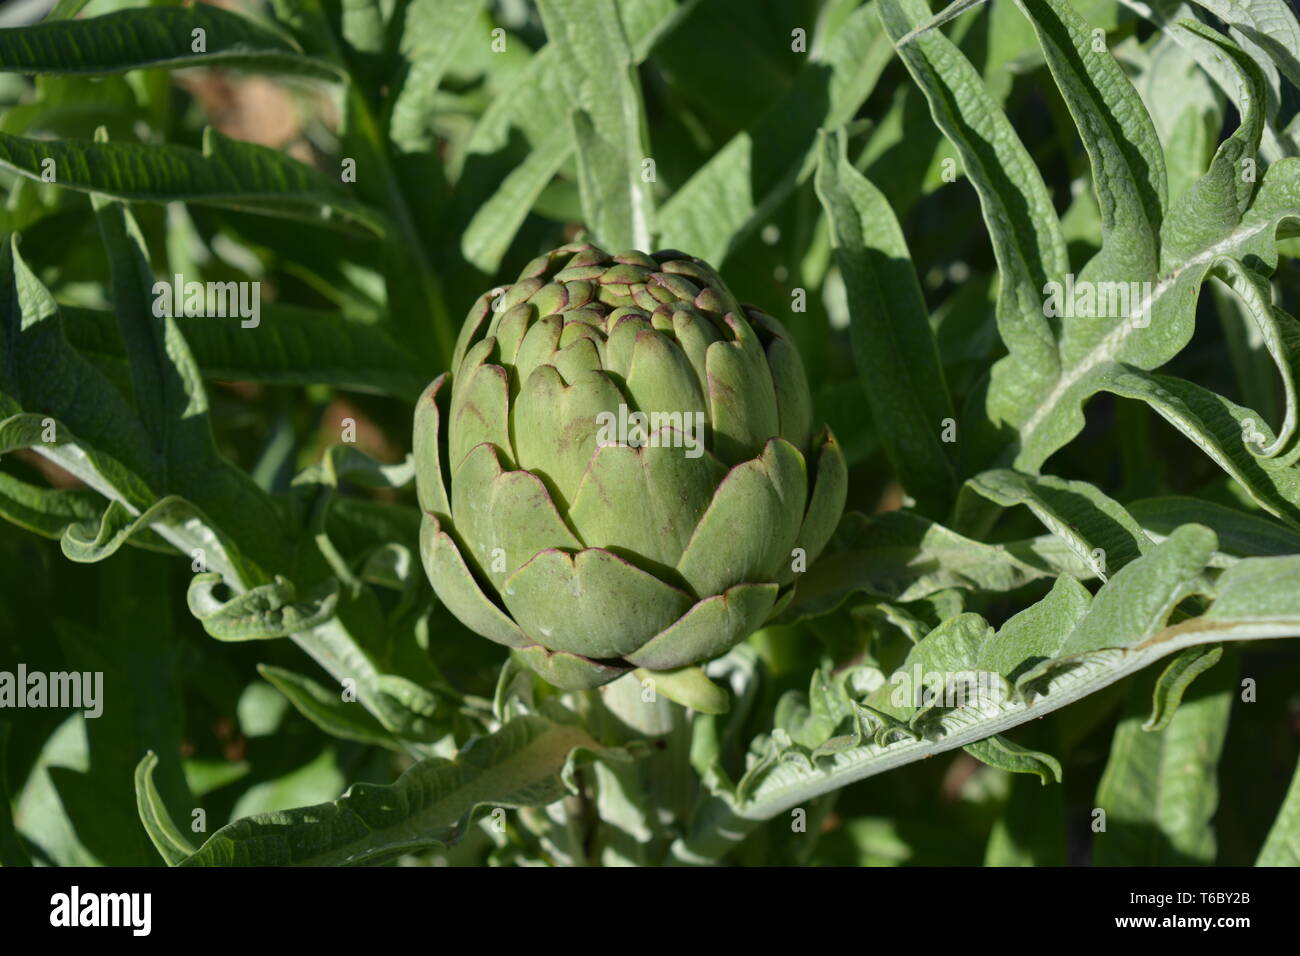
0;0;1297;866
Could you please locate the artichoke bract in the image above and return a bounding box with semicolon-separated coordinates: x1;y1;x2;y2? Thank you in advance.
414;243;847;690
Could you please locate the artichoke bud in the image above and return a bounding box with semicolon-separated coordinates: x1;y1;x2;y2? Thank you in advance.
415;243;847;692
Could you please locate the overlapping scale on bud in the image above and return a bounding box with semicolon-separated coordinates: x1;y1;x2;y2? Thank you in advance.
416;242;847;691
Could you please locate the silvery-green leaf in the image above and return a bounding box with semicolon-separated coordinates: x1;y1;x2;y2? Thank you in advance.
134;752;196;868
1257;755;1300;864
815;128;957;515
1093;660;1235;864
187;573;340;641
964;735;1062;784
176;709;607;866
389;0;486;151
539;0;653;251
1145;643;1223;731
0;723;30;867
673;530;1300;863
657;2;892;263
257;664;406;752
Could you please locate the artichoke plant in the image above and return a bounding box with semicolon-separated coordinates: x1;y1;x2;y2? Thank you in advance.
415;243;846;692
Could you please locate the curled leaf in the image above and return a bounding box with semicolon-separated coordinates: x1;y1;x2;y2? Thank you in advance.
187;573;339;641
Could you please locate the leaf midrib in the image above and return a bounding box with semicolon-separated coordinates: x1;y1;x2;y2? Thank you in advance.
1017;216;1277;446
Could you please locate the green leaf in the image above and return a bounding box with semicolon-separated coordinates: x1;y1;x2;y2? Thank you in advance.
0;127;385;235
47;553;193;866
1257;754;1300;865
178;710;606;865
783;509;1084;623
1093;659;1235;864
13;714;96;865
46;0;90;20
964;734;1062;783
302;444;415;490
893;0;991;44
281;450;450;746
1129;495;1300;555
886;0;1300;497
134;752;196;867
0;472;103;540
61;303;427;401
0;234;156;484
460;143;571;273
339;85;451;363
0;73;141;138
454;0;677;271
814;128;958;516
0;414;267;586
340;0;384;57
1125;25;1223;203
454;55;575;271
388;0;486;151
539;0;653;251
93;185;200;458
1193;0;1300;79
90;190;293;577
0;723;31;866
187;573;340;641
1188;0;1300;148
287;607;447;744
2;224;282;579
1103;365;1300;525
996;0;1168;466
228;747;346;822
257;664;404;751
1128;0;1297;159
999;8;1300;475
984;573;1093;679
877;0;1069;427
657;2;892;264
674;528;1300;862
984;765;1067;865
1021;0;1166;274
61;496;216;564
1145;643;1223;731
958;469;1152;577
1213;275;1284;429
0;6;343;80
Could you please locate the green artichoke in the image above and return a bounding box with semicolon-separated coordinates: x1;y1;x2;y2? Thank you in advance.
414;243;846;691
